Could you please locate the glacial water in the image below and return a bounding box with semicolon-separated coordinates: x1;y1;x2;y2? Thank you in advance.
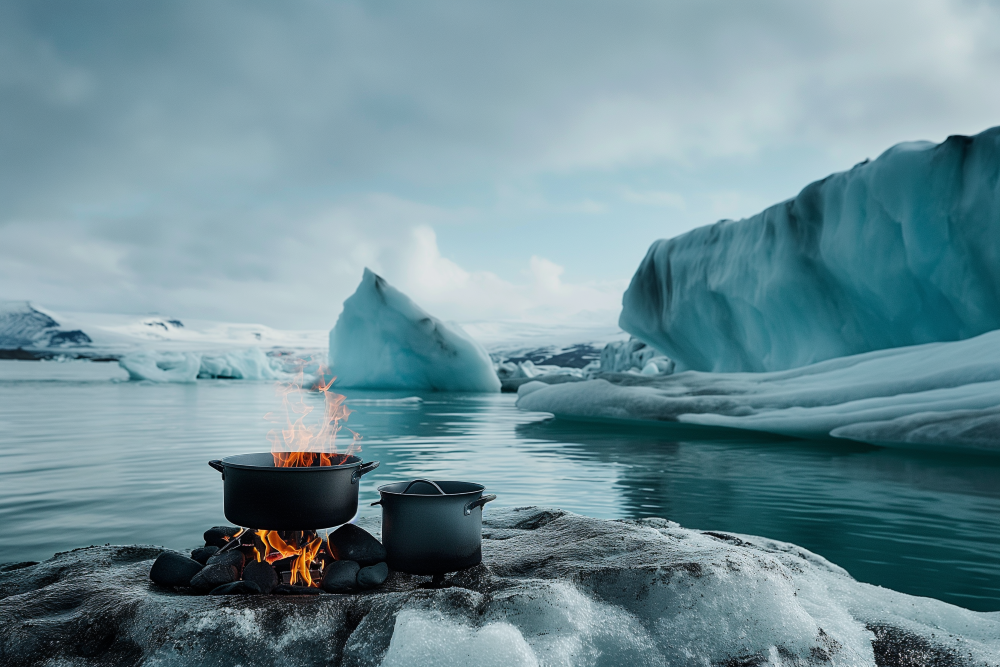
1;360;999;612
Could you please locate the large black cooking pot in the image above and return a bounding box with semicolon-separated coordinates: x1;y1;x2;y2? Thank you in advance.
373;479;496;575
208;453;379;530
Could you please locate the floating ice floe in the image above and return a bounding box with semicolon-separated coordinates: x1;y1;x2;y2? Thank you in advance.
117;348;287;382
621;126;1000;373
517;328;1000;452
118;351;202;383
329;269;500;392
197;348;285;380
2;508;997;666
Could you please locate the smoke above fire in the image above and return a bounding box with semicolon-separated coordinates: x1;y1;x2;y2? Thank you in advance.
264;361;361;467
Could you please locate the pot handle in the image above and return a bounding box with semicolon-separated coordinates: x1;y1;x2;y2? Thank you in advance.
208;460;225;480
352;460;380;484
464;494;497;516
402;479;446;495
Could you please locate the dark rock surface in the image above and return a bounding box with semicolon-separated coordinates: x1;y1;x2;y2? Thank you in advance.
189;563;238;592
203;526;241;548
209;580;263;596
148;551;203;588
241;560;280;594
321;560;360;593
1;510;997;667
0;562;39;573
272;584;321;596
188;546;218;564
357;562;389;589
327;523;386;566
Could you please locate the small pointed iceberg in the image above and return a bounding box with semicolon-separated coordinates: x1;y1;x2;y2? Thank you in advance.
328;269;500;392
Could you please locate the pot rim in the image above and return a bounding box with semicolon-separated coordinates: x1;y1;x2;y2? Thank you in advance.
220;452;364;472
377;480;485;497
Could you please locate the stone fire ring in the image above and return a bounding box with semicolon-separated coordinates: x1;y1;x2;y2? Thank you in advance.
1;508;997;666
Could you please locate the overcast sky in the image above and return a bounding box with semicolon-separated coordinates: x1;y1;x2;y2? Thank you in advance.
2;0;999;329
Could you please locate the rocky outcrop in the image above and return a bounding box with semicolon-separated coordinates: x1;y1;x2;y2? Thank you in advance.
1;509;997;666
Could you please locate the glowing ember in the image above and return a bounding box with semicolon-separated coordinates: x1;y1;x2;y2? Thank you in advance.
254;529;327;587
265;361;361;468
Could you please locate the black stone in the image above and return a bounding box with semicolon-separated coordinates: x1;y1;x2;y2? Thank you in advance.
272;584;321;595
356;562;389;589
209;580;263;596
203;526;241;548
206;549;245;574
149;551;204;587
321;560;360;593
190;546;219;564
190;564;238;592
327;524;386;566
242;560;280;594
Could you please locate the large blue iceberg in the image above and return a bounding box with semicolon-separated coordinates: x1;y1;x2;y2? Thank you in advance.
329;269;500;392
621;126;1000;373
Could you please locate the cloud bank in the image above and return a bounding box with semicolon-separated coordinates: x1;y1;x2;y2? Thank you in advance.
1;0;998;328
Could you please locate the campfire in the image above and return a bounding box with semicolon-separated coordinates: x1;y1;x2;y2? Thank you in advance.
148;521;390;595
147;364;389;595
149;359;495;596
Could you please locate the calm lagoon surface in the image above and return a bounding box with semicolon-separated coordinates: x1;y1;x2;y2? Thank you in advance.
1;360;999;612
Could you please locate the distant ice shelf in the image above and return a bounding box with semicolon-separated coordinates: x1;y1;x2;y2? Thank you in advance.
0;300;328;359
517;328;1000;453
621;126;1000;373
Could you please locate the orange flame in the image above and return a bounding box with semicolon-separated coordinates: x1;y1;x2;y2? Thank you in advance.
255;530;326;587
265;361;361;467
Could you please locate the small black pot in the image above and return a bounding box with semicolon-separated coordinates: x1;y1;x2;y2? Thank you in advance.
208;453;379;530
373;479;496;575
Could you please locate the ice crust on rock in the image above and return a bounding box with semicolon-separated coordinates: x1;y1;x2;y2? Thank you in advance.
621;126;1000;373
329;269;500;392
516;328;1000;451
2;508;998;666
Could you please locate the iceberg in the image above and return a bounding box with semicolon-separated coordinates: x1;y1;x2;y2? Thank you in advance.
517;328;1000;453
329;269;500;392
621;126;1000;373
